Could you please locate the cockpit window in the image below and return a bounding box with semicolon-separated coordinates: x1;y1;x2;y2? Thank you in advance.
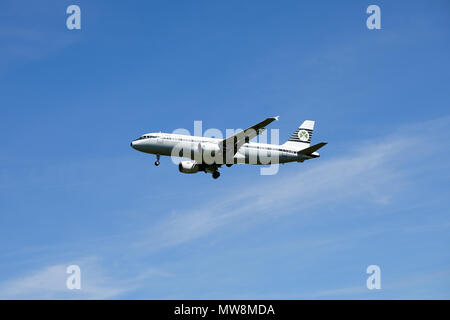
137;135;156;140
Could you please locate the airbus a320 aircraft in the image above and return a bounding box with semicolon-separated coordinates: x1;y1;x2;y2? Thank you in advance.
130;117;327;179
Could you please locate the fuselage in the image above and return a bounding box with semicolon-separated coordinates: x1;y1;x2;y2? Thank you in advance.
131;132;314;165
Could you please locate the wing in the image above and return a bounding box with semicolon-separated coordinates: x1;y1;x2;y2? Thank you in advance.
220;116;279;158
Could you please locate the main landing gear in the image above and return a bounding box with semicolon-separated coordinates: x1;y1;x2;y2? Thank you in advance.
212;171;220;179
202;164;221;179
154;154;160;166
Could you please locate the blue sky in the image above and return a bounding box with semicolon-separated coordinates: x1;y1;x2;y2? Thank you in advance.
0;0;449;299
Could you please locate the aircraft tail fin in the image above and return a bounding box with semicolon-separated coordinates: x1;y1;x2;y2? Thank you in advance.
282;120;315;151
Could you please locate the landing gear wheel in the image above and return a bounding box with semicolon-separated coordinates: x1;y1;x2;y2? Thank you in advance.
212;171;220;179
154;161;160;166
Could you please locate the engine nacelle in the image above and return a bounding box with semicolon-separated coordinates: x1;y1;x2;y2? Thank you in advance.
178;160;199;174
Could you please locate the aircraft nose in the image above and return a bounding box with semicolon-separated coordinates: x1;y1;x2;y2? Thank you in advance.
130;141;135;149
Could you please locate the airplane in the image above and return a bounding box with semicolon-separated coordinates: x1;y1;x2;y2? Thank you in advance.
130;117;327;179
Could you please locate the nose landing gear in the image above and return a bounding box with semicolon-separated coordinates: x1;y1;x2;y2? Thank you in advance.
154;154;160;166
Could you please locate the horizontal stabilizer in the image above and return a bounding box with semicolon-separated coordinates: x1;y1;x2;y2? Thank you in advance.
298;142;328;155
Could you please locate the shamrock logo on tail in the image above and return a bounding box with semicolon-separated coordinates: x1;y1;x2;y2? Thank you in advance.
298;130;309;142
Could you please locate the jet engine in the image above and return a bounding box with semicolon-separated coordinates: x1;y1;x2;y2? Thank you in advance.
178;161;199;174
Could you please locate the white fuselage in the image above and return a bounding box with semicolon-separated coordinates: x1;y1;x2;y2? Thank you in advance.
131;132;312;165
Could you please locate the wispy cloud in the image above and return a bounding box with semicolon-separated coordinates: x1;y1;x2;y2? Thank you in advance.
136;117;450;250
0;1;81;74
303;268;450;299
0;256;172;299
2;117;449;299
0;257;125;299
